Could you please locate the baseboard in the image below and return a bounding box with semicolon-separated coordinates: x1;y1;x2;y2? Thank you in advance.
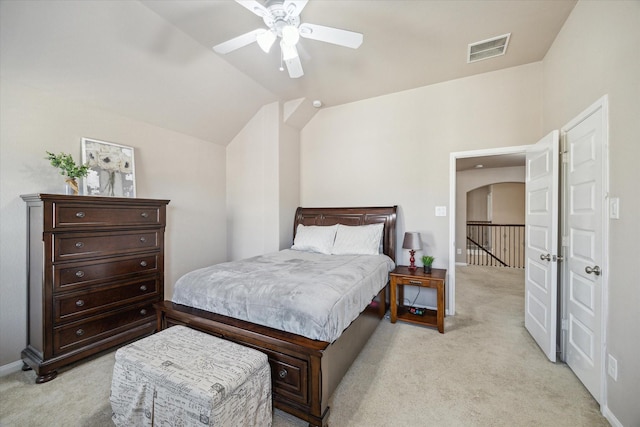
455;262;468;266
0;359;24;377
602;404;623;427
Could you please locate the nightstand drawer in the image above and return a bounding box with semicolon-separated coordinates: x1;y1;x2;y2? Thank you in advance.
54;230;160;261
396;277;432;287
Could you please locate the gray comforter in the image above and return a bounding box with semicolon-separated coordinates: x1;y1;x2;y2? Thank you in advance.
171;249;395;342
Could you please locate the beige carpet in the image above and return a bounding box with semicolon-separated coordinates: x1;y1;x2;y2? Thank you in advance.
0;266;608;426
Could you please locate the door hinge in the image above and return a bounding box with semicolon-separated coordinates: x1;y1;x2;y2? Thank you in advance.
561;319;569;331
561;236;569;247
561;150;569;164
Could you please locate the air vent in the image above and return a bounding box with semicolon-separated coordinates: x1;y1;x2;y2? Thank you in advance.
468;33;510;63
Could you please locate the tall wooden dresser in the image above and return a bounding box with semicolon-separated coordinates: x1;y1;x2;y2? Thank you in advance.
21;194;170;383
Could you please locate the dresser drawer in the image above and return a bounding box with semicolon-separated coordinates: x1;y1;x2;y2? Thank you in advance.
54;254;159;291
53;203;162;229
54;277;159;323
54;230;160;261
53;303;155;355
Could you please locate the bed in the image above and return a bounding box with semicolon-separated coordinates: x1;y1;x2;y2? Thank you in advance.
154;206;397;427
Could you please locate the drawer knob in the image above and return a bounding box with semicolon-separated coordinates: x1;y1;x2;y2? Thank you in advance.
140;285;147;291
139;237;147;243
140;309;147;316
76;328;84;337
278;368;288;379
75;242;84;248
140;260;148;267
75;270;85;278
75;299;85;307
140;212;149;218
75;211;85;218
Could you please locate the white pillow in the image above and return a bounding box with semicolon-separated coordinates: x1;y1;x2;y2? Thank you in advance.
291;224;338;254
331;223;384;255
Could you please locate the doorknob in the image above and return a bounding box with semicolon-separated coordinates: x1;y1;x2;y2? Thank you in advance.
540;253;551;261
585;265;601;276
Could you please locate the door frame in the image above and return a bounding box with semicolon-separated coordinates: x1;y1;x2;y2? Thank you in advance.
559;95;610;404
449;145;530;315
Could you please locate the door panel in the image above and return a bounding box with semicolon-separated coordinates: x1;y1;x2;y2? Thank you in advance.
524;130;559;362
563;102;605;403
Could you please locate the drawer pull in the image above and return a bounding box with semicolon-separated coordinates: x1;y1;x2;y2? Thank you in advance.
140;261;148;267
409;280;423;285
75;299;85;307
140;309;147;316
141;212;149;218
139;285;147;291
75;211;85;218
76;328;84;337
75;242;84;248
139;237;147;243
75;270;85;278
278;368;288;379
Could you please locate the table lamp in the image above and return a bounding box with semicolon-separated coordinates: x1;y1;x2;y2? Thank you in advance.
402;232;422;271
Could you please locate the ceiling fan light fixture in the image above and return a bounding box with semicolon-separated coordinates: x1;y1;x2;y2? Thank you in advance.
257;29;277;53
280;41;298;60
282;25;300;46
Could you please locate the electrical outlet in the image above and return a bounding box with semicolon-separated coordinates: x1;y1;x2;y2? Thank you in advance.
457;249;462;255
607;354;618;381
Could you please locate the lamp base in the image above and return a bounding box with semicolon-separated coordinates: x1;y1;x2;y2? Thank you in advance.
408;250;417;271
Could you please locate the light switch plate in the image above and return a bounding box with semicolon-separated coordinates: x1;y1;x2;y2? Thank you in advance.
609;198;620;219
435;206;447;217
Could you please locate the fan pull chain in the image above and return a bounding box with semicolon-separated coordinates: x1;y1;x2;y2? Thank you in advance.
279;48;284;72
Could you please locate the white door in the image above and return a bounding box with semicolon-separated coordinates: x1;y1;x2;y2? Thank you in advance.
561;99;607;403
524;130;560;362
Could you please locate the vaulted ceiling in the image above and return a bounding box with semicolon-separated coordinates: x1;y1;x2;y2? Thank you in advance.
0;0;577;146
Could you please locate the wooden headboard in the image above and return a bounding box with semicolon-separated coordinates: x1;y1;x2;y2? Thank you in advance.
293;206;398;261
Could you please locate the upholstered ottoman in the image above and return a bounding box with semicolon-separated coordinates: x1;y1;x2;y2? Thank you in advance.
110;325;272;427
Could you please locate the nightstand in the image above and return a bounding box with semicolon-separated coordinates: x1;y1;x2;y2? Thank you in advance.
389;266;446;333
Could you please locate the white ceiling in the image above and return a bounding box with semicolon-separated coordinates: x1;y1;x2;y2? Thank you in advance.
0;0;577;146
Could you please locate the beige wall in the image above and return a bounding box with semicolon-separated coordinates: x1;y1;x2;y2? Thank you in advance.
466;186;490;222
491;182;525;224
279;122;301;249
0;80;227;368
301;65;542;308
542;1;640;425
226;102;300;261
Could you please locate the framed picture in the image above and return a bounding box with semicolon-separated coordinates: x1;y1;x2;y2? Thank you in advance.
81;138;136;197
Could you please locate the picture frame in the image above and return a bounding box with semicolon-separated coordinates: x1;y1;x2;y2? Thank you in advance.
81;138;136;197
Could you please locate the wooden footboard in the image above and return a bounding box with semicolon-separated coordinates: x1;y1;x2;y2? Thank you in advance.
154;286;386;427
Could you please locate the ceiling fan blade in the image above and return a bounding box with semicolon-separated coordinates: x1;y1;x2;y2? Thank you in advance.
213;29;264;54
283;0;308;18
285;54;304;78
234;0;270;18
298;23;363;49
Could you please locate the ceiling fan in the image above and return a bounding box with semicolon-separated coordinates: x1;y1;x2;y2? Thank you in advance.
213;0;363;78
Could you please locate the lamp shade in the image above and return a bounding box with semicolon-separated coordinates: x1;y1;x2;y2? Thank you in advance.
402;232;422;250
